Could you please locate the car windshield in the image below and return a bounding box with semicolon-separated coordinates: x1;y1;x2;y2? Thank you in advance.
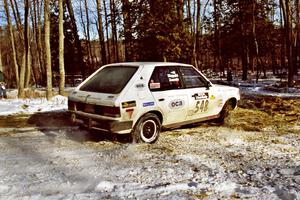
79;66;138;94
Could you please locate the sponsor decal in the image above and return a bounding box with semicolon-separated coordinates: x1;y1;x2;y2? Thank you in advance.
169;99;185;109
125;108;134;118
135;83;145;89
143;102;155;107
167;71;180;82
122;101;136;108
150;82;161;89
192;92;209;100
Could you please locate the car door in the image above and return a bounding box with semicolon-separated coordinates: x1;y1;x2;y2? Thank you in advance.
178;66;220;122
149;66;188;125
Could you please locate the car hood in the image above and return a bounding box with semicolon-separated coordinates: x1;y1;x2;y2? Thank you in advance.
213;84;238;90
212;84;240;99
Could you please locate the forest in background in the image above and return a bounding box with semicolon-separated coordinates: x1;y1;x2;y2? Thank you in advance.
0;0;299;99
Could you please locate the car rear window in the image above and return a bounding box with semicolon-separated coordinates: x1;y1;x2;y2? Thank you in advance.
79;66;138;94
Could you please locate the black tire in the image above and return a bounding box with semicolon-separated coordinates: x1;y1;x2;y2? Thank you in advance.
132;113;161;143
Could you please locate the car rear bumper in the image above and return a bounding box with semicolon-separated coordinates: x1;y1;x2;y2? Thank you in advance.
70;111;133;134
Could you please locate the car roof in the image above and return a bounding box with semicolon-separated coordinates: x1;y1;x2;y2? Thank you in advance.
104;62;193;68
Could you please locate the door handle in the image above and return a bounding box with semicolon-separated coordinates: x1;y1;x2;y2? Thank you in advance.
158;98;165;102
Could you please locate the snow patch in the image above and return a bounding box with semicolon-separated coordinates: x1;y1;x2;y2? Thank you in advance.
215;181;238;196
0;185;10;194
95;181;116;192
0;95;67;116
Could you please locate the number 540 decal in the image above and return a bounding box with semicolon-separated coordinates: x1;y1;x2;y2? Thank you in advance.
194;99;209;113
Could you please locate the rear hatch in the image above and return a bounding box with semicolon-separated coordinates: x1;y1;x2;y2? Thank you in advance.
68;65;139;118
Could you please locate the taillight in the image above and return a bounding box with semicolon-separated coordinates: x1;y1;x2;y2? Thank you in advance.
102;106;120;117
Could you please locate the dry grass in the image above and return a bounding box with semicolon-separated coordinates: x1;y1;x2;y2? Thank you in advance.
225;95;300;134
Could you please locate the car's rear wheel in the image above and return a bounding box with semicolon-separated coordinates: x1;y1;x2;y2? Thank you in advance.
132;113;161;143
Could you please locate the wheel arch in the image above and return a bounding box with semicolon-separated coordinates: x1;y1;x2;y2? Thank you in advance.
147;110;163;124
134;110;163;127
226;97;238;109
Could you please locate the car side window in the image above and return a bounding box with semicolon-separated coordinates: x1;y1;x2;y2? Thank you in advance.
149;66;182;91
179;67;208;88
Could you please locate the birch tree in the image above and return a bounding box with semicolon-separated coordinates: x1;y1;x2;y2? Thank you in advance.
58;0;65;95
44;0;52;99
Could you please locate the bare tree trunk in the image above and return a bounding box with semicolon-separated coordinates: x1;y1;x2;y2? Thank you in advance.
252;0;261;83
279;0;286;72
295;0;300;75
17;0;30;98
238;1;249;81
214;0;223;75
4;0;19;87
84;0;94;69
32;0;43;85
186;0;192;33
280;0;294;87
59;0;65;95
122;0;133;61
44;0;52;100
110;0;119;62
96;0;107;65
38;0;44;76
10;0;24;41
0;48;2;72
103;0;111;63
30;1;38;87
193;0;201;69
110;0;116;62
25;0;31;88
79;0;89;69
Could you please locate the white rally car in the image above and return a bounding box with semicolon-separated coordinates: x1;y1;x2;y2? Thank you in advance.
68;62;240;143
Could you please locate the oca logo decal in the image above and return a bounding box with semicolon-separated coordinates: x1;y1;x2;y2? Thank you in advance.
169;99;185;109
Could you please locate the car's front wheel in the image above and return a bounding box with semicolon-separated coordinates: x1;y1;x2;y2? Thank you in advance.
132;113;161;143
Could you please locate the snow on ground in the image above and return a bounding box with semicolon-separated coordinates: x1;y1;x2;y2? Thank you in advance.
0;95;67;116
208;72;300;98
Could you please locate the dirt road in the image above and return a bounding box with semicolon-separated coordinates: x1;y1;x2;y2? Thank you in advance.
0;97;300;199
